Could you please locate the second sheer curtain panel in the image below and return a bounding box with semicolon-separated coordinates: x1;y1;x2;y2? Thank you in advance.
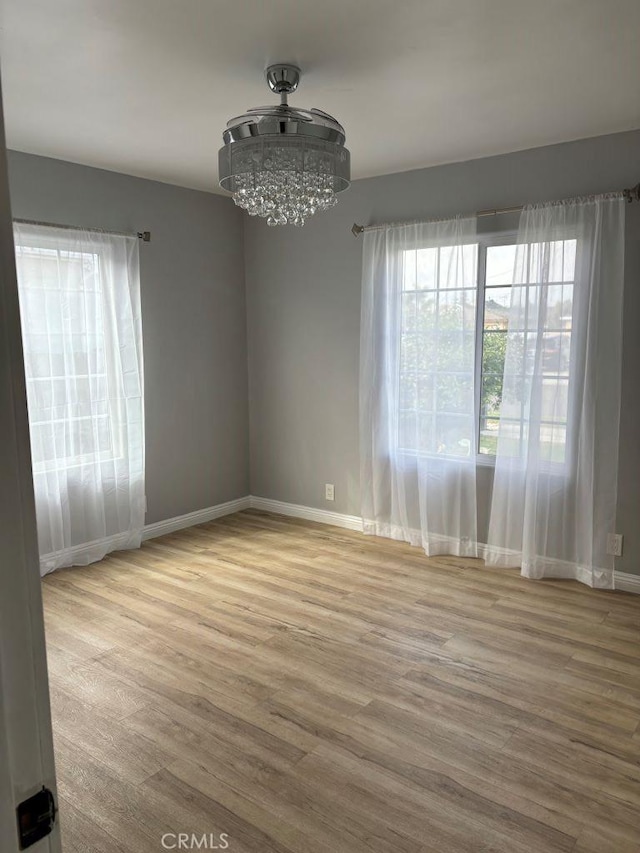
486;197;625;587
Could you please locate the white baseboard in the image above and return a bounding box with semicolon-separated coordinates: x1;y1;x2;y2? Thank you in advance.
614;571;640;594
147;497;640;594
249;495;364;532
247;499;639;593
143;496;251;540
43;492;640;595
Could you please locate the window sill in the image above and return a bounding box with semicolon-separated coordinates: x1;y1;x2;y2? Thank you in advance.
394;449;570;478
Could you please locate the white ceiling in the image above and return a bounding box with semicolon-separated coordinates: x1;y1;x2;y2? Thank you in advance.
1;0;639;194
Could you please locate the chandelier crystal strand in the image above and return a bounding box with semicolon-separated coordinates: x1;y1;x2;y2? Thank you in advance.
218;65;350;226
232;166;339;227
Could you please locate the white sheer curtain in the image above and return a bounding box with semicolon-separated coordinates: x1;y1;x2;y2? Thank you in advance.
360;217;479;556
486;195;625;587
14;223;145;575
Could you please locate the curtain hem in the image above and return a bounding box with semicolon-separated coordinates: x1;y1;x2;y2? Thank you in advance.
39;529;143;577
363;519;614;589
480;544;614;589
362;520;478;557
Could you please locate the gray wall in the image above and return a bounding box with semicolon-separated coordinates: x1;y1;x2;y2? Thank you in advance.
7;151;249;525
244;130;640;575
7;134;640;575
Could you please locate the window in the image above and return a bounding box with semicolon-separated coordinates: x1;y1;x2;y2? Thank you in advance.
399;234;577;464
14;222;144;570
15;244;116;472
399;242;477;457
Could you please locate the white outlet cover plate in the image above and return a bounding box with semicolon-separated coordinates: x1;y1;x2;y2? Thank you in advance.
607;533;623;557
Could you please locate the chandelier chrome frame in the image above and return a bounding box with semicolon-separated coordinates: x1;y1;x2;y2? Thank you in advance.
218;64;351;226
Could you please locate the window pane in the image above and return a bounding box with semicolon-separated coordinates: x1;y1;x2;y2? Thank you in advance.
486;244;517;286
499;423;523;457
403;250;416;290
563;239;577;281
417;335;437;372
558;329;572;375
483;287;510;329
399;410;417;449
479;417;501;456
549;241;564;282
416;248;437;290
544;283;573;330
401;334;418;372
97;414;113;453
29;422;55;462
437;331;471;371
539;423;567;464
528;242;542;282
529;240;569;284
541;330;572;374
500;372;528;421
402;292;417;332
418;414;436;453
416;292;437;331
485;417;523;457
23;347;66;379
438;290;477;328
481;372;504;420
399;373;417;410
526;286;541;330
26;375;108;412
482;330;507;381
436;374;473;414
439;244;477;289
541;377;569;422
435;414;473;457
417;373;436;412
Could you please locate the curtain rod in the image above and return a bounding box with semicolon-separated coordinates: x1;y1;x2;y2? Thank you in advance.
350;181;640;237
13;217;151;242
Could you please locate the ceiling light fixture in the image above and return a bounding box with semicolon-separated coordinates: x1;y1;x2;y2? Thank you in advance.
218;64;351;227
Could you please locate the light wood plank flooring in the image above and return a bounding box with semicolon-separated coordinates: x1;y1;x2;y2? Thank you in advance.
42;510;640;853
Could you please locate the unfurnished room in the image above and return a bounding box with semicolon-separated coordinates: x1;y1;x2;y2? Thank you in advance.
0;2;639;852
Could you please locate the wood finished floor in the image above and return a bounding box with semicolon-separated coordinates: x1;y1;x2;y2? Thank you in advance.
42;510;640;853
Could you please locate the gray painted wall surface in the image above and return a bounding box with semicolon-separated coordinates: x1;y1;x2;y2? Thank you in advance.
7;151;249;525
7;134;640;575
245;130;640;575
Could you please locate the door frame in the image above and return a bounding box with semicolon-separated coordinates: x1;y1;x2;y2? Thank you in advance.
0;68;61;853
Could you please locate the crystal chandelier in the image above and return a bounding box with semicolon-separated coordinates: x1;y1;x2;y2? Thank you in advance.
218;64;350;227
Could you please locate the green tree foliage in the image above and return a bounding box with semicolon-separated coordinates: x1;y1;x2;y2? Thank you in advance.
481;331;507;417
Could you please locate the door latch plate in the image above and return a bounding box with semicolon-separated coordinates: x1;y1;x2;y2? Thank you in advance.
17;787;57;849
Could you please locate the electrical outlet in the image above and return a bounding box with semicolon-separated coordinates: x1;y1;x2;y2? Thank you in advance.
606;533;623;557
325;483;335;501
